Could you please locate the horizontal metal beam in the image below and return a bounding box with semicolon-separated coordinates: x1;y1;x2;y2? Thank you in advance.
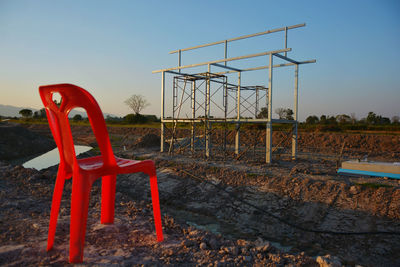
165;59;316;78
166;70;263;91
166;70;207;80
227;87;267;91
211;63;242;72
169;23;306;54
273;53;299;64
167;70;231;85
214;59;316;75
152;48;291;73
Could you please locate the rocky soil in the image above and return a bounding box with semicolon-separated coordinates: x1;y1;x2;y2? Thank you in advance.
1;122;399;266
0;161;318;266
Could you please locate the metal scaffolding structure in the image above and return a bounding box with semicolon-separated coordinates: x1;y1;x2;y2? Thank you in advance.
153;23;316;163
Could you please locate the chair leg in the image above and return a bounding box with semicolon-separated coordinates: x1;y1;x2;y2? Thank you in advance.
101;174;116;224
69;173;92;263
148;170;164;242
47;168;67;251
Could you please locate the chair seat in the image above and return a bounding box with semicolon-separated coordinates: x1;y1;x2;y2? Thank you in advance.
78;156;140;171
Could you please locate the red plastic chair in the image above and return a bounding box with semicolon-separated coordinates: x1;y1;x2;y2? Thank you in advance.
39;83;163;263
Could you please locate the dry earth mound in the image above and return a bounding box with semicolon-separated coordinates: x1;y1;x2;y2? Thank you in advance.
0;122;55;161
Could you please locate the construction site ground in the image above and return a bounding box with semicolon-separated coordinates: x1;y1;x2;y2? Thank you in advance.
1;123;399;266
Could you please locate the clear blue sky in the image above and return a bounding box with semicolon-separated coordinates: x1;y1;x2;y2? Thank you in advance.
1;0;399;121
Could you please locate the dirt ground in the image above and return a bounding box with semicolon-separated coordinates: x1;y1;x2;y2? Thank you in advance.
1;123;399;266
22;124;400;162
0;161;319;266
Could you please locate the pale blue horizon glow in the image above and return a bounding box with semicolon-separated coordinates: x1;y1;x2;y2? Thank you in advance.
1;0;399;121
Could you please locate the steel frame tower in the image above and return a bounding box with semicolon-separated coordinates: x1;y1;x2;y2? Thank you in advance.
153;23;316;163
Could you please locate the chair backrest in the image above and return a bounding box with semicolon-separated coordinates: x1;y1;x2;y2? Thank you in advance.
39;84;116;174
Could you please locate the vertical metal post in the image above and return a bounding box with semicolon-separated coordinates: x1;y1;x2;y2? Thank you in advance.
191;80;196;153
172;77;176;125
235;72;241;155
223;42;228;155
255;87;259;118
292;64;299;160
170;77;178;154
266;54;273;164
224;76;228;153
284;27;288;57
224;40;228;66
160;71;165;152
205;65;211;158
178;49;182;73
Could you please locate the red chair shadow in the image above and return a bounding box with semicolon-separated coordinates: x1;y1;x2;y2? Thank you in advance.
39;83;163;263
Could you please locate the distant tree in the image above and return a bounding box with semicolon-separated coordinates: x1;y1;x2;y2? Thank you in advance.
124;95;149;115
366;111;378;124
336;114;351;124
366;112;376;124
379;116;391;125
105;115;123;124
392;116;400;124
275;108;286;119
320;115;327;124
256;107;268;119
19;109;32;118
144;115;160;122
275;108;294;120
319;115;337;125
73;114;83;121
366;111;390;125
327;116;337;124
33;108;46;119
285;109;294;120
306;115;319;124
350;113;357;124
40;108;46;117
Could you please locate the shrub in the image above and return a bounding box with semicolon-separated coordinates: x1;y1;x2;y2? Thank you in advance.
72;114;83;121
124;113;148;124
